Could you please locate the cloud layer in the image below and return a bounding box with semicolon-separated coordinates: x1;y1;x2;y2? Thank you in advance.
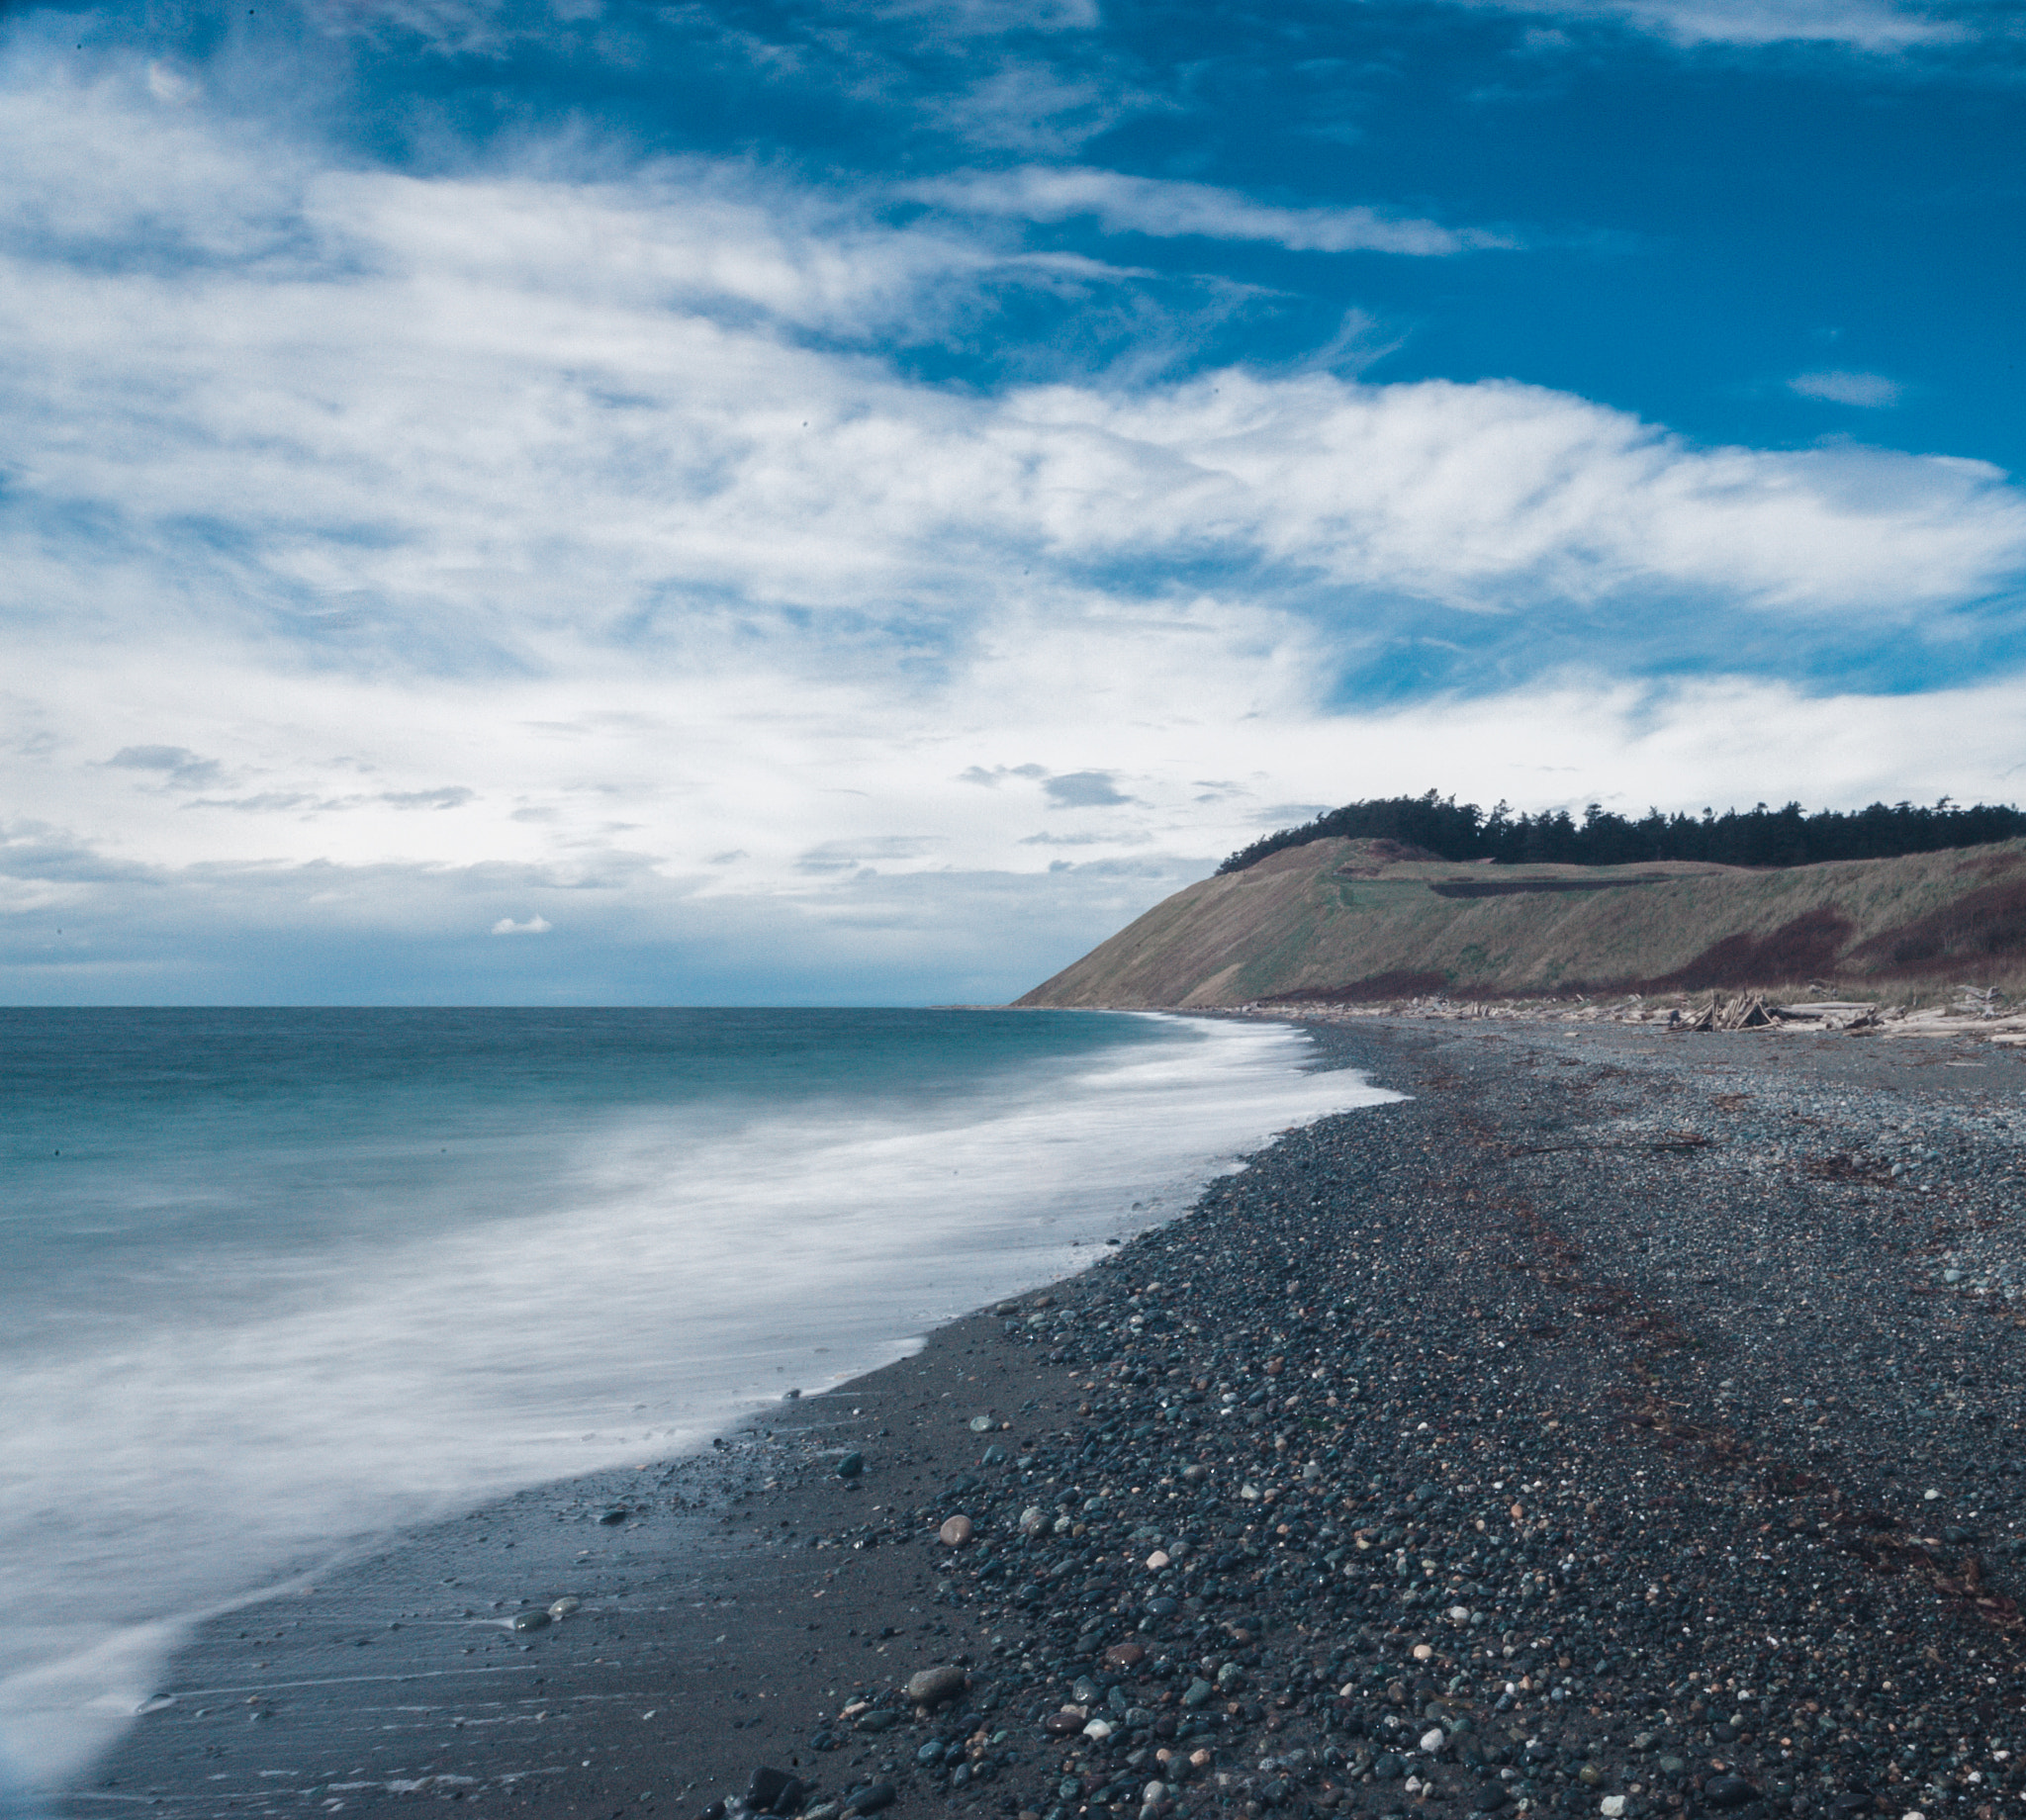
3;34;2025;1002
906;167;1514;256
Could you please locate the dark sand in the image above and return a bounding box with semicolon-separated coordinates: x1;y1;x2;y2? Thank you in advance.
73;1019;2026;1820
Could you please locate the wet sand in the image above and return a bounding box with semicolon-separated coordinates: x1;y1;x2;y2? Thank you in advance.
73;1018;2026;1820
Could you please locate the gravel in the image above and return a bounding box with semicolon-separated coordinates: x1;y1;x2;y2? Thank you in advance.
741;1021;2026;1820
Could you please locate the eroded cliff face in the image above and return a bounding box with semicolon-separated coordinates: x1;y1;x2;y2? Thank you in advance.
1015;837;2026;1008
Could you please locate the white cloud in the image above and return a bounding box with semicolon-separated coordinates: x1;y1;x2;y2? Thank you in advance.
11;663;2026;1002
907;166;1511;256
1790;369;1904;408
1461;0;1963;48
2;55;2024;1000
490;915;552;934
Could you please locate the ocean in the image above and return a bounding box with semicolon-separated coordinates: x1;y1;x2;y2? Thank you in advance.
0;1007;1397;1804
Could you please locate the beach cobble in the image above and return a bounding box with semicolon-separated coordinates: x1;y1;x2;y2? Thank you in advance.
739;1024;2026;1820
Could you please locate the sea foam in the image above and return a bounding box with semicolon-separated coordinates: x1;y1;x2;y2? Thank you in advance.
0;1009;1399;1799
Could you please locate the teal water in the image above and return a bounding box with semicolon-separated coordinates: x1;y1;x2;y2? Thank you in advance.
0;1008;1396;1801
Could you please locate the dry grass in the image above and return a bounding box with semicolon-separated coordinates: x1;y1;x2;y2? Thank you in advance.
1017;837;2026;1010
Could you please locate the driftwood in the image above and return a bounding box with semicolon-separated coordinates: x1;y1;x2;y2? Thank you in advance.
1679;993;1775;1032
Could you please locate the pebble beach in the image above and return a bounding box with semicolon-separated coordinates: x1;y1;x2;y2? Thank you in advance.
82;1017;2026;1820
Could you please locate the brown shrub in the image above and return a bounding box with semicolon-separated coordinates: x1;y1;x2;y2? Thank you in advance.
1644;908;1855;991
1845;879;2026;975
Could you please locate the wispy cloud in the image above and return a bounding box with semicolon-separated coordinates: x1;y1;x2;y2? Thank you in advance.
907;167;1513;256
1790;369;1903;408
1461;0;1964;49
3;48;2025;1002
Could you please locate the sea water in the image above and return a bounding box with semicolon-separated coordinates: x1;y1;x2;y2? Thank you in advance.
0;1008;1397;1801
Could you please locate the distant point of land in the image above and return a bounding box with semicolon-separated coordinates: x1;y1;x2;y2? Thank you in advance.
1022;791;2026;1017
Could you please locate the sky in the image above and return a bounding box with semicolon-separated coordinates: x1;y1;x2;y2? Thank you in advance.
4;0;2026;1004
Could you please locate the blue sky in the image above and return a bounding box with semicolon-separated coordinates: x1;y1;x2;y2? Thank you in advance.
3;0;2025;1002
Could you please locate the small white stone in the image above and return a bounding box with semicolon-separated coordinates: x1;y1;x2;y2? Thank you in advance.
1925;1489;1942;1501
1083;1719;1113;1740
1448;1604;1472;1622
1601;1797;1627;1817
1421;1728;1446;1753
1147;1550;1171;1570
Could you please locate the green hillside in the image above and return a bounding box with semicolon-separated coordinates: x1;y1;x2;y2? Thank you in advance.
1016;836;2026;1008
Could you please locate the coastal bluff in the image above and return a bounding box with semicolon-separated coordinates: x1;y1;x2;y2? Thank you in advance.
1016;836;2026;1009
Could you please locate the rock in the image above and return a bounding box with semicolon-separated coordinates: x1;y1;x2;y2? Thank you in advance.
854;1708;899;1733
835;1453;864;1480
1083;1718;1114;1740
1374;1754;1405;1781
904;1665;966;1706
1420;1728;1445;1753
508;1609;550;1632
1018;1505;1048;1536
843;1781;896;1815
1044;1710;1086;1737
1103;1642;1147;1671
968;1414;995;1432
1182;1680;1214;1708
939;1514;973;1546
980;1445;1008;1466
547;1596;580;1618
599;1506;629;1524
1703;1774;1760;1809
745;1767;806;1814
1146;1549;1170;1569
1600;1799;1627;1818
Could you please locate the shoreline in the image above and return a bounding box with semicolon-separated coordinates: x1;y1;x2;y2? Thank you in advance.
73;1019;2026;1820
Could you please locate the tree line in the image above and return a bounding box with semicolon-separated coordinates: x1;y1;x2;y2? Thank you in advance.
1217;790;2026;875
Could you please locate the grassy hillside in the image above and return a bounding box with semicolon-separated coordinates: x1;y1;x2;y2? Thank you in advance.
1016;836;2026;1009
